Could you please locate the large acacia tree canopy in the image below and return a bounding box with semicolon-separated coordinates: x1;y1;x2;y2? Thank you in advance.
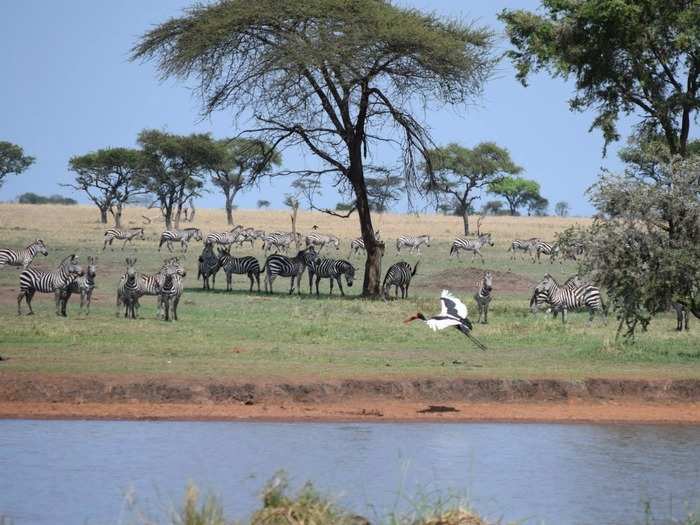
499;0;700;155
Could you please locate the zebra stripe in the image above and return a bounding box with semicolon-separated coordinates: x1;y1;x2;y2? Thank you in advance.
305;233;340;252
59;256;97;316
450;233;494;262
534;241;560;263
262;247;318;294
0;239;48;269
205;226;243;247
103;228;144;251
17;254;83;316
217;248;261;292
508;238;539;261
308;258;355;296
382;260;419;299
396;235;431;255
198;244;221;290
158;228;202;252
533;274;605;324
474;271;493;324
348;231;381;257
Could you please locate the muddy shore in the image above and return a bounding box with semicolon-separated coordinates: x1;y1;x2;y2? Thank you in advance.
1;374;700;423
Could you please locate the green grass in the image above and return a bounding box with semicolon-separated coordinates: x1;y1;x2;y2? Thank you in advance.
1;208;699;381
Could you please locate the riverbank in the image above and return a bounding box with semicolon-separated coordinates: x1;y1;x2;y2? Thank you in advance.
2;374;700;423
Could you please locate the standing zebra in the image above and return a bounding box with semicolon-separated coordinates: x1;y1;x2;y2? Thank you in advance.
263;232;298;254
198;243;221;290
117;258;185;317
382;260;419;299
262;247;317;294
308;258;355;296
530;275;583;314
103;228;145;251
205;226;242;247
348;231;381;257
159;263;186;321
0;239;48;269
508;238;539;261
158;228;203;252
449;233;494;262
533;273;605;324
233;228;258;248
217;247;262;292
534;241;560;264
17;254;83;316
396;234;431;255
305;232;340;252
474;271;493;324
59;256;97;316
118;257;140;319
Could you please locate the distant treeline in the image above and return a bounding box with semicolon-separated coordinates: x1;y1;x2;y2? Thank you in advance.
17;192;77;205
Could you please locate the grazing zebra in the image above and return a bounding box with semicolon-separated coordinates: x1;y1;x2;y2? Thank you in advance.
205;227;242;247
305;232;340;252
158;228;202;252
533;273;605;324
308;258;355;296
217;247;262;292
233;228;258;248
382;260;419;299
508;238;539;261
396;234;431;255
534;241;560;264
198;243;221;290
159;263;186;321
262;247;318;294
263;232;299;254
17;254;83;316
474;271;493;324
103;228;145;251
59;256;97;316
0;239;48;269
348;231;381;257
449;233;494;262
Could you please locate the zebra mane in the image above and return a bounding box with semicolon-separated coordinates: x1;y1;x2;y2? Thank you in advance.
58;254;77;267
27;239;45;249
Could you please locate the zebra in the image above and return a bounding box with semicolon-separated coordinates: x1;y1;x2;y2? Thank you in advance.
348;231;381;257
198;243;221;290
17;254;83;316
529;274;585;313
396;234;431;255
0;239;48;269
449;233;494;262
205;226;243;247
59;256;97;316
117;258;185;317
158;228;202;252
262;246;318;294
118;257;140;319
103;228;145;251
159;263;186;321
533;273;605;324
263;232;299;254
474;271;493;324
217;247;262;292
508;238;539;261
232;228;258;248
534;241;560;264
308;258;355;296
305;232;340;252
382;260;419;300
671;302;690;331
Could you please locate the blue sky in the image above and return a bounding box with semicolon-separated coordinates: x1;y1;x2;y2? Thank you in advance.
0;0;646;216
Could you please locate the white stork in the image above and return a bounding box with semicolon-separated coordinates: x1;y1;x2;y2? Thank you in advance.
404;290;487;350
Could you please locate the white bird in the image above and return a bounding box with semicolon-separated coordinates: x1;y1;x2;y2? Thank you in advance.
403;290;487;350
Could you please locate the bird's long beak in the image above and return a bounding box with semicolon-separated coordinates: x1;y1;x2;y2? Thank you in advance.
403;314;420;324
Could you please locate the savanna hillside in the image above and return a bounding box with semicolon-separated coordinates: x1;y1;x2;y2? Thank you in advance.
0;203;698;385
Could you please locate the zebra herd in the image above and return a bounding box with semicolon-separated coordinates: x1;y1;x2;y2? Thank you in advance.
508;237;585;264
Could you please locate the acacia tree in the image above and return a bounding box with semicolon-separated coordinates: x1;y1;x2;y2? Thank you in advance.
500;0;700;156
211;138;281;225
554;201;570;217
488;176;542;216
365;167;404;213
132;0;494;297
136;130;221;229
426;142;522;234
67;148;145;226
0;141;34;189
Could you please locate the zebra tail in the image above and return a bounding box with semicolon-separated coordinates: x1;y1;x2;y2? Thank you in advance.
412;260;420;276
449;245;455;256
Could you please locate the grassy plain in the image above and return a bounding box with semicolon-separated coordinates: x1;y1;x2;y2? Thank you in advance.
0;204;698;381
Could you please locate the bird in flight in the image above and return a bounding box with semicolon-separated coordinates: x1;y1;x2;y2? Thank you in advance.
403;289;487;350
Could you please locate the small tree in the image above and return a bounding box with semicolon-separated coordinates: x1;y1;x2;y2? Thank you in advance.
488;176;541;216
67;148;145;226
526;194;549;216
365;168;405;213
554;201;570;217
283;194;301;250
0;141;34;189
211;138;281;225
425;142;522;234
257;199;270;209
481;200;505;216
136;130;221;229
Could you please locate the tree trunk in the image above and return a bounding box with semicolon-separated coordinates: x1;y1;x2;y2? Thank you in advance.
174;207;182;229
164;205;173;230
462;210;469;236
112;203;123;228
225;190;235;225
99;206;108;224
350;162;382;298
188;199;196;222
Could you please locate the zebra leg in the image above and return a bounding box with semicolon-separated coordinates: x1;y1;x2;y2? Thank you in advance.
337;277;345;296
122;239;129;251
226;272;232;292
289;276;295;295
173;295;180;321
317;275;322;296
247;272;254;293
55;290;63;317
85;290;92;315
484;300;489;324
103;238;109;251
24;290;35;315
476;303;482;324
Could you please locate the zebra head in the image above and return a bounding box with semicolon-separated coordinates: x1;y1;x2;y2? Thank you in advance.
59;254;84;277
344;262;356;287
481;233;494;247
424;235;431;247
482;271;493;293
135;228;145;240
85;256;97;281
125;257;138;284
33;239;49;256
332;236;340;250
193;229;203;242
163;257;187;278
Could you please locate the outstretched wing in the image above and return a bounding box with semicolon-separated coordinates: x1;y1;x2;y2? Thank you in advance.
439;289;468;320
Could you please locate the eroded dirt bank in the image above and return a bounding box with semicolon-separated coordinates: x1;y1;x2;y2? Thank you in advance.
1;375;700;423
